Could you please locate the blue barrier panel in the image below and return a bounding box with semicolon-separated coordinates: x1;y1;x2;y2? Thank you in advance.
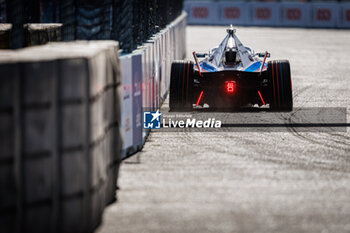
251;2;281;27
311;3;339;28
185;1;350;28
339;3;350;28
281;2;311;27
185;1;218;25
218;1;249;26
132;53;143;150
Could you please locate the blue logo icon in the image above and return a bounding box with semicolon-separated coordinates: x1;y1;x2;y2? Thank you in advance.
143;110;161;129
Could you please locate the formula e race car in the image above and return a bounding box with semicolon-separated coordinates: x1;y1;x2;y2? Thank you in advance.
169;26;293;111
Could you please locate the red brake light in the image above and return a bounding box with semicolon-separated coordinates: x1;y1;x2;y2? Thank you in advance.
226;81;235;93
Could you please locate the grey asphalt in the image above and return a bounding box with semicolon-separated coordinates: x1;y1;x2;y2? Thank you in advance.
96;26;350;233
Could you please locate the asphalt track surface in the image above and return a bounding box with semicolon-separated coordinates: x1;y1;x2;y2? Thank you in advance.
97;26;350;233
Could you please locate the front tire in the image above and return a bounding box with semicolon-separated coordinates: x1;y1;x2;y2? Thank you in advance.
267;60;293;111
169;61;194;111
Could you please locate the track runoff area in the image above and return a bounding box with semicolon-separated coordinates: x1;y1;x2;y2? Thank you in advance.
97;26;350;233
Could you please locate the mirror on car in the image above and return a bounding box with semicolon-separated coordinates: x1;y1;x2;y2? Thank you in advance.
257;52;271;58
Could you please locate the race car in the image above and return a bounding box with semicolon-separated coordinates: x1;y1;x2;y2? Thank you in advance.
169;26;293;111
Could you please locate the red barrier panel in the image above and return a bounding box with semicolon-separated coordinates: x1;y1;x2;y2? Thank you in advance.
311;3;339;28
281;2;311;27
251;2;281;26
218;2;249;26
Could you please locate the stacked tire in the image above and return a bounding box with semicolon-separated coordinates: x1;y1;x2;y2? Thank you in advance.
169;61;194;111
0;41;122;233
267;60;293;111
0;24;11;49
25;24;62;46
0;24;62;49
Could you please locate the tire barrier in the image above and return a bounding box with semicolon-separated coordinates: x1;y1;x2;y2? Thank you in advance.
0;41;122;233
0;23;11;49
120;12;187;158
0;24;62;49
0;0;183;50
185;1;350;28
25;24;62;46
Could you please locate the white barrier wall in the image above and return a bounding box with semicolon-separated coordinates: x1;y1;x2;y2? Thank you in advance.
120;55;133;151
160;32;167;100
185;1;350;28
120;12;187;158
